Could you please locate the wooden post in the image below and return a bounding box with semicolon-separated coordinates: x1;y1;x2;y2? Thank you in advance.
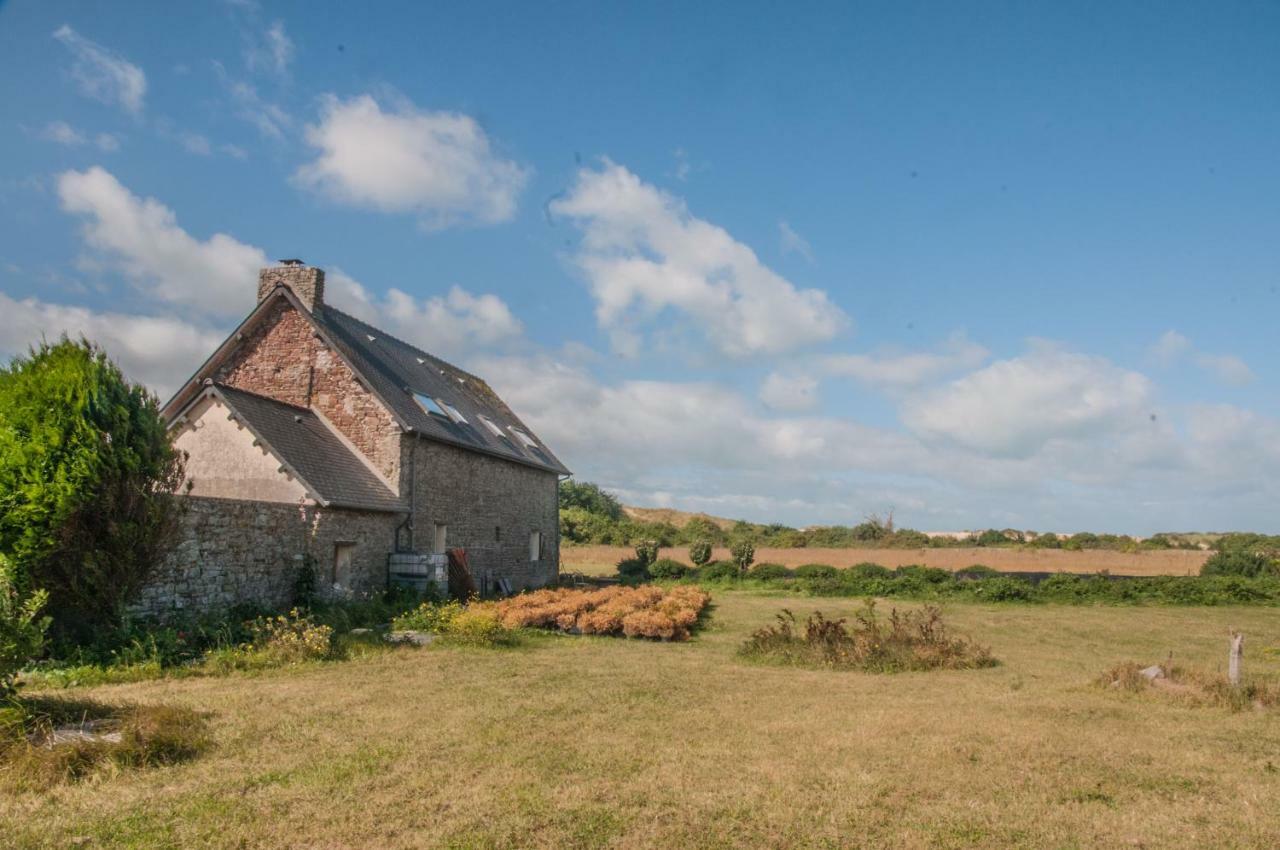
1228;631;1244;687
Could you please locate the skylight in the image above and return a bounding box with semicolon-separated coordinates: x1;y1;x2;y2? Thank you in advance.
413;393;446;418
440;401;468;424
478;415;506;438
510;427;538;448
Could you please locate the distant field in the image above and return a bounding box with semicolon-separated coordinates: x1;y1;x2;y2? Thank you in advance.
561;545;1211;577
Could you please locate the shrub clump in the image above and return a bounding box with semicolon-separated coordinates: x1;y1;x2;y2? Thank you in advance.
0;338;186;643
1201;546;1278;578
688;540;713;568
391;600;516;647
202;609;336;671
849;562;892;579
649;558;689;580
1;556;49;697
750;563;791;581
740;601;997;673
493;585;710;641
730;540;756;576
794;563;838;581
616;557;649;585
696;560;741;582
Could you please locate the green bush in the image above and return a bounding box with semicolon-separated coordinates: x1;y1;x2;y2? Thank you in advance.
1;556;49;696
794;563;838;581
392;599;464;633
885;529;931;548
749;563;791;581
688;540;713;568
967;577;1034;602
697;560;740;582
444;607;518;647
0;338;185;642
558;480;624;520
730;540;756;576
894;565;952;584
617;557;649;585
201;609;336;672
634;540;660;567
649;558;689;580
848;562;892;579
1201;548;1277;578
680;518;728;547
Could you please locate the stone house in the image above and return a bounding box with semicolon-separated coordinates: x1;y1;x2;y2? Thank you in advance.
135;262;569;616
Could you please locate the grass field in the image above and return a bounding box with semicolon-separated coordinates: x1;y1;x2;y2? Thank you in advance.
561;544;1211;577
5;592;1278;849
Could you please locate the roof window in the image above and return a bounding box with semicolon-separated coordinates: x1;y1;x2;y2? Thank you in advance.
413;393;446;418
478;415;507;439
510;427;538;448
440;400;468;425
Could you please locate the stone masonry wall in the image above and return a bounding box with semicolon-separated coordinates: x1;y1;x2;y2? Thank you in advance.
135;495;401;618
215;298;402;484
406;436;560;592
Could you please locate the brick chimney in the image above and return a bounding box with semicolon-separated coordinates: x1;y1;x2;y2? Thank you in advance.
257;260;325;313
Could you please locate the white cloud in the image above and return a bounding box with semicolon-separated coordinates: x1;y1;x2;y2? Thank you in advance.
1148;329;1254;386
550;160;848;357
295;94;529;229
823;332;990;391
37;121;121;152
52;25;146;114
214;62;292;139
778;219;814;262
902;343;1154;458
1194;353;1254;386
57;166;268;316
326;269;523;357
180;132;213;156
759;371;819;411
41;120;85;146
0;292;224;397
1148;329;1190;365
245;21;294;75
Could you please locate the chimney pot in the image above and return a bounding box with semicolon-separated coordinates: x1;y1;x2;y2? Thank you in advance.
257;262;325;313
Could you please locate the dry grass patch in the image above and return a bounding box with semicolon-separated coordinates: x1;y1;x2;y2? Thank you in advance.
740;601;997;672
1;696;210;792
4;596;1280;849
494;585;710;640
1099;661;1280;712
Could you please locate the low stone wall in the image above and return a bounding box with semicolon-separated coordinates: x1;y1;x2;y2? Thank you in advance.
134;495;400;618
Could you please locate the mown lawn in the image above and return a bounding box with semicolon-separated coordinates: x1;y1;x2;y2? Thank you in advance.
4;593;1279;849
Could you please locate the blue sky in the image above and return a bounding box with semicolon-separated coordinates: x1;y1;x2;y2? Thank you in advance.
2;0;1278;532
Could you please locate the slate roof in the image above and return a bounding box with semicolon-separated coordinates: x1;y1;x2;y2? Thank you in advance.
210;383;404;513
311;304;570;475
163;282;570;479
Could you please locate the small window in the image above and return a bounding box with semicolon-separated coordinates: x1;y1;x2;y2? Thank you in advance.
494;525;502;542
333;542;356;587
433;523;447;554
478;415;507;439
413;393;446;417
529;530;542;562
440;400;468;424
509;427;537;448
